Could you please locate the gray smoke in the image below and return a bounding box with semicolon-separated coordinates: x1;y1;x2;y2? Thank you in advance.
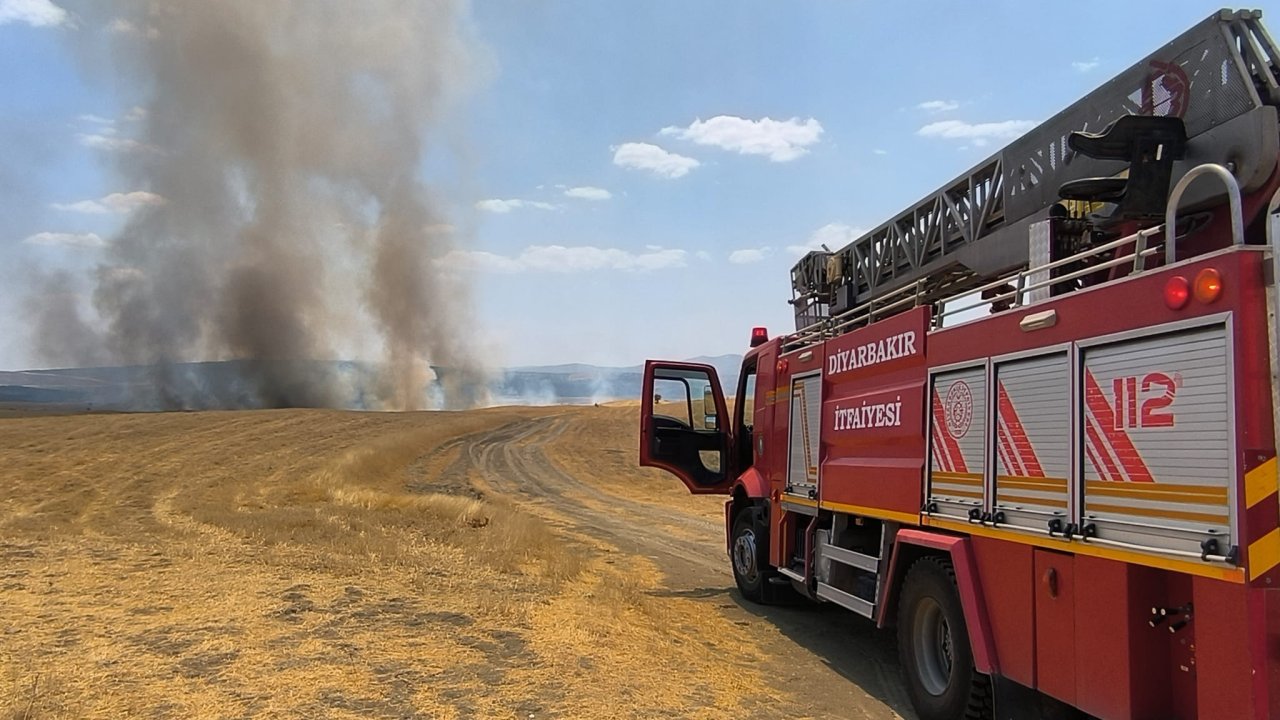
36;0;482;410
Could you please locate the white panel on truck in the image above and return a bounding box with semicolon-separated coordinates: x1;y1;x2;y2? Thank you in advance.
786;372;822;497
992;351;1070;532
1080;323;1233;556
927;365;987;518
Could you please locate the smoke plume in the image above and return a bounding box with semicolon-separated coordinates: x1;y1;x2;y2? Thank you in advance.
38;1;482;409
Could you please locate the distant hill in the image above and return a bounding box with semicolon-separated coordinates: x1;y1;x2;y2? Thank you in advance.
0;354;744;409
490;353;741;404
682;354;744;388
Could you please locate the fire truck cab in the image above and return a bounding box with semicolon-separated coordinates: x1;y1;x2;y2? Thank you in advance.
640;10;1280;720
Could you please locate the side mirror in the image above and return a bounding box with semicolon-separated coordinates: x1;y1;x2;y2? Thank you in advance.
703;386;718;430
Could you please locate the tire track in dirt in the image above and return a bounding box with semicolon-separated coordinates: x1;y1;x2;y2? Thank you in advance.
472;417;725;575
449;414;917;720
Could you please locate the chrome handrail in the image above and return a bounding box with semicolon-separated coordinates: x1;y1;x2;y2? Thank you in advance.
1267;185;1280;486
1165;163;1243;265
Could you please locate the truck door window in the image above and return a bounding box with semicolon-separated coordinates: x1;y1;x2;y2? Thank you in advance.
736;362;757;469
738;369;757;424
652;371;721;472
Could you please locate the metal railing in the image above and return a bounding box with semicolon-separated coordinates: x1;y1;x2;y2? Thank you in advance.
783;162;1248;353
935;229;1163;324
1165;163;1244;263
1266;185;1280;485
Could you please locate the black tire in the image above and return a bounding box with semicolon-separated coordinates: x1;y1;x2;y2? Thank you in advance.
897;556;992;720
730;506;770;602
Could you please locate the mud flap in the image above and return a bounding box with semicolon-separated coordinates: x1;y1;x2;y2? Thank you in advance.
992;676;1086;720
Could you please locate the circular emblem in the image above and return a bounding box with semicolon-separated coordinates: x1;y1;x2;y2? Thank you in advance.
944;381;973;439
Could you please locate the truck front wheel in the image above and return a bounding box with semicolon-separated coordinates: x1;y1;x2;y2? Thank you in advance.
897;556;992;720
730;507;769;602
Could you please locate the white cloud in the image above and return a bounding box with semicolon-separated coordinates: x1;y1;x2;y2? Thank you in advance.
661;115;823;162
442;245;687;273
124;106;147;122
51;191;164;214
475;198;559;213
107;17;136;33
76;133;146;152
563;186;612;201
786;223;868;257
78;114;113;125
0;0;67;27
917;119;1037;144
1072;58;1101;73
106;18;156;38
728;248;770;264
23;232;105;248
873;148;888;155
917;100;959;113
612;142;699;179
695;250;712;261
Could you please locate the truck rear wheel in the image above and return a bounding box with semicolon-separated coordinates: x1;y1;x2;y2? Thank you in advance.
730;506;770;602
897;556;992;720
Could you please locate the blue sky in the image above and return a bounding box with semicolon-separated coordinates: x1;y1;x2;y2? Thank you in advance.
0;0;1269;370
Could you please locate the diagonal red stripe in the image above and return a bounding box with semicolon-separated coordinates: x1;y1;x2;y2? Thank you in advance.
930;417;952;473
1085;412;1124;482
996;418;1023;476
1084;371;1154;482
1084;441;1111;482
931;390;968;473
998;383;1044;477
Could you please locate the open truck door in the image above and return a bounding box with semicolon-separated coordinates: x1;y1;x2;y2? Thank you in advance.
639;361;734;494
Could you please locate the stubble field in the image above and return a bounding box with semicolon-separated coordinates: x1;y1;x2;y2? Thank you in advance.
0;404;909;719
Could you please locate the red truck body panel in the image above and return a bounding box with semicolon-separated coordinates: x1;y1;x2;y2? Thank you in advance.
819;307;930;520
765;247;1276;717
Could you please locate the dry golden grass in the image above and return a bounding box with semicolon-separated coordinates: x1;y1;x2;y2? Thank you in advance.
547;404;725;512
0;405;789;719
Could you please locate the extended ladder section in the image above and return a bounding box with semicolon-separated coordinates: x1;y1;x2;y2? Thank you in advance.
791;9;1280;333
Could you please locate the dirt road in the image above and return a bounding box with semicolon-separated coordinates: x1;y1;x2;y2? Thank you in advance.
0;405;913;719
434;411;914;719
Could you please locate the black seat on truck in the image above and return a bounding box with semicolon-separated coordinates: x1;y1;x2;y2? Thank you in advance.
1057;115;1188;221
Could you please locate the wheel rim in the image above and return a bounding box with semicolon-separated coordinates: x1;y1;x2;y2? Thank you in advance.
911;597;953;696
732;528;758;584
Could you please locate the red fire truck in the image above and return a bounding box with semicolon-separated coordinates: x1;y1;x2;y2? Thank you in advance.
640;10;1280;720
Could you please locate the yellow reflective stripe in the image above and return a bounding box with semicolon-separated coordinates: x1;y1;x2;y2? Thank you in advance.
1250;527;1280;580
923;516;1245;583
1245;457;1278;509
1084;480;1227;499
932;471;982;481
996;494;1068;508
997;475;1068;489
820;500;919;525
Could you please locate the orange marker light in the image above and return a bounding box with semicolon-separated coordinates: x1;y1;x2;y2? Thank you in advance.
1193;268;1223;304
1164;276;1190;310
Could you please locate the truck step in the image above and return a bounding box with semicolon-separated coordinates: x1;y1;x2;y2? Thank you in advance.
817;541;879;573
776;566;806;584
816;581;876;619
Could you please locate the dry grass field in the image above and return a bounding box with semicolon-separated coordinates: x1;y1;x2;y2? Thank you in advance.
0;404;910;719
